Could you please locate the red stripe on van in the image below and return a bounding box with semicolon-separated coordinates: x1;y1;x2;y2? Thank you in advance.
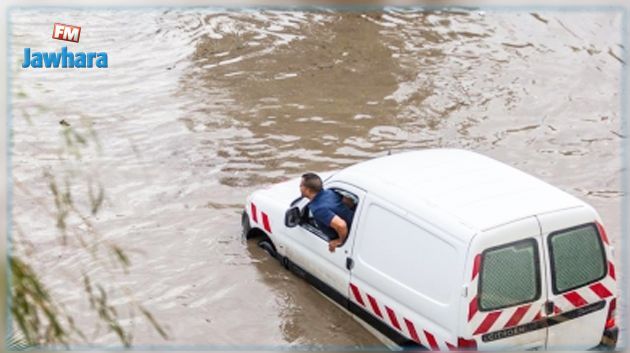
564;291;587;308
609;262;616;280
533;311;542;321
251;203;258;223
590;283;613;299
404;318;421;344
261;212;272;233
446;342;457;351
349;284;365;306
473;312;501;335
472;254;481;280
553;304;561;314
424;330;439;350
367;294;383;318
468;297;478;321
504;304;531;328
596;222;609;245
385;306;401;330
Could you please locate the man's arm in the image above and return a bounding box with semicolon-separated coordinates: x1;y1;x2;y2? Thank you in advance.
328;215;348;252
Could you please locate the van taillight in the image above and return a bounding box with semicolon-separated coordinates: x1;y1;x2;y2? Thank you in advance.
605;298;616;330
458;337;477;350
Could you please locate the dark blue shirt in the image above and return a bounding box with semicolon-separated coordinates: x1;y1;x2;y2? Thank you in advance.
308;189;354;239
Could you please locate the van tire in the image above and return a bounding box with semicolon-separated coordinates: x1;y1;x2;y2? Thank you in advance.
241;211;251;240
258;238;277;259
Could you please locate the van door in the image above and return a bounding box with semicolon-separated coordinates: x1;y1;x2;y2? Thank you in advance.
465;217;548;350
347;194;464;349
284;181;366;306
537;207;616;350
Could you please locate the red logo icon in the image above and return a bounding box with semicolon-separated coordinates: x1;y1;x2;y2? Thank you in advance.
52;23;81;43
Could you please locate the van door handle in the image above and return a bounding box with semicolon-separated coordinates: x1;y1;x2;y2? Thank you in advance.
346;257;354;270
544;301;554;315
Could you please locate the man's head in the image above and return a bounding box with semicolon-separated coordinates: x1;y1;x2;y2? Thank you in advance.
300;173;323;200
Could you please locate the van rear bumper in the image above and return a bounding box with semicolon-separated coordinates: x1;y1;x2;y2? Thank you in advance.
591;327;618;351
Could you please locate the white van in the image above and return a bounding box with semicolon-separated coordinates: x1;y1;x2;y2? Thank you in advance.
242;149;618;350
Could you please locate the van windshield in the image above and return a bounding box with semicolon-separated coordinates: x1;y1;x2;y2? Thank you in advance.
479;239;541;311
548;223;606;294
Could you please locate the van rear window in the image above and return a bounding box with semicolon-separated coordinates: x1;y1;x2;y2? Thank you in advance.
479;239;540;311
549;223;606;294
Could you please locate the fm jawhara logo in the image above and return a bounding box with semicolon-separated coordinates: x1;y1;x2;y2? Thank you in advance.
22;22;108;69
52;23;81;43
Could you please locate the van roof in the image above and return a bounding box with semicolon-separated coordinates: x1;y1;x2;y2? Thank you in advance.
334;149;587;239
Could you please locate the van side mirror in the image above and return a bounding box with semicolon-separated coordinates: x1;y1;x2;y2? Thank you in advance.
285;207;300;228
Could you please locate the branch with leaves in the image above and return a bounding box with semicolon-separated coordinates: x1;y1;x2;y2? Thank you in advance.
10;117;169;349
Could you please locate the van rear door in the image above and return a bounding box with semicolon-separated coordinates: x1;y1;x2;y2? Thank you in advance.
465;217;548;350
537;207;617;350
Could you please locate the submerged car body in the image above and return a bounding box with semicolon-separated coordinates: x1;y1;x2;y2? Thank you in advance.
242;149;618;350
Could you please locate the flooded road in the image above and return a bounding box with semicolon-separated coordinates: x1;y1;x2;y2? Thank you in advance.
9;8;625;347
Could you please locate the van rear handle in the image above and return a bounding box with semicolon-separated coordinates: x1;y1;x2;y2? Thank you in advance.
545;300;554;315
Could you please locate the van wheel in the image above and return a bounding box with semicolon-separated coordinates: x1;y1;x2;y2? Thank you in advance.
241;211;251;240
258;238;277;259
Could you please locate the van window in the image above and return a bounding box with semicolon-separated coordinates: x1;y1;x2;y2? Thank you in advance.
479;239;540;311
548;223;606;294
357;204;458;304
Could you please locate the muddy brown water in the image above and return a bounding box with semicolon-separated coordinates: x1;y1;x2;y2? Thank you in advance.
9;8;625;347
